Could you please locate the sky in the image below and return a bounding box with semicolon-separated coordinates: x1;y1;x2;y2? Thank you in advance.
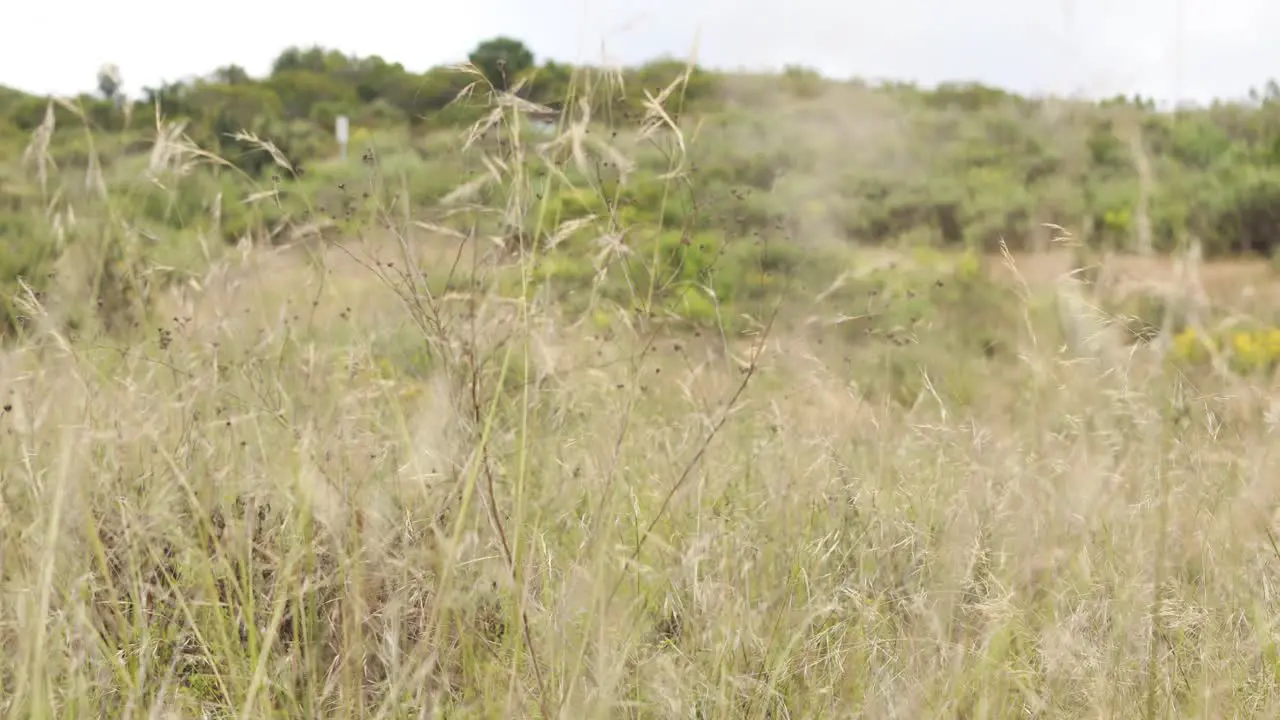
3;0;1278;104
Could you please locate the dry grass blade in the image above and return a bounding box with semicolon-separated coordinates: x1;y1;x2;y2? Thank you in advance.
637;73;691;158
21;102;57;193
228;130;296;176
439;174;491;206
412;220;470;240
463;107;504;153
545;216;597;251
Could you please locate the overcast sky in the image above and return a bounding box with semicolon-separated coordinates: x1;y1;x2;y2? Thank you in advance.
3;0;1277;104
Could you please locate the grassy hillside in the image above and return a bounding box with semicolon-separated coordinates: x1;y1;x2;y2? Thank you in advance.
4;39;1280;718
5;40;1280;337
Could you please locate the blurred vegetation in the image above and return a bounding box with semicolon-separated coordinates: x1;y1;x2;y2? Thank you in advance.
1172;323;1280;376
5;37;1280;340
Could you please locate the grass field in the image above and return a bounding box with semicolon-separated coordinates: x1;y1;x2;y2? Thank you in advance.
5;53;1280;719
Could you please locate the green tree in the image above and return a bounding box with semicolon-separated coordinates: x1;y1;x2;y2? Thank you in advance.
346;55;404;102
266;70;358;120
184;82;286;175
621;58;721;118
526;60;573;106
271;46;351;76
211;64;252;85
97;64;123;103
468;37;535;91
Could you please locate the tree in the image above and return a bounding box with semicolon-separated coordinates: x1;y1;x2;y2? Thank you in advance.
97;64;123;104
211;65;252;85
264;70;357;120
527;60;573;106
467;37;534;91
271;46;351;76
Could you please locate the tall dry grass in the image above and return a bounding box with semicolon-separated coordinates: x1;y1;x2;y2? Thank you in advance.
1;49;1280;720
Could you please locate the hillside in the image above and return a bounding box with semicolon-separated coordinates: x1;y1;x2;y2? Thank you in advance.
4;39;1280;335
8;37;1280;719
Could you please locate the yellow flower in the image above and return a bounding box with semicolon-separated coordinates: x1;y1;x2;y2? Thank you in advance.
1226;328;1280;374
1267;328;1280;356
1172;327;1210;365
1174;324;1280;374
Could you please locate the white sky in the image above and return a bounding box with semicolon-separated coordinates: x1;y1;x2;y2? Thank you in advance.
3;0;1277;104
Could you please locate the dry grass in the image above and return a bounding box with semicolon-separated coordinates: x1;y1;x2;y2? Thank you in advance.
4;55;1280;720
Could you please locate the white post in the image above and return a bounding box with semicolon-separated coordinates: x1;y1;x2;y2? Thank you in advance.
335;115;350;162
